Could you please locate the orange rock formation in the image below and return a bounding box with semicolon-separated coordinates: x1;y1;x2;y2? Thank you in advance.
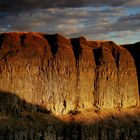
0;32;139;115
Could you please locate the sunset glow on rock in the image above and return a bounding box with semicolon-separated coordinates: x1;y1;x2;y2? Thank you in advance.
0;32;139;115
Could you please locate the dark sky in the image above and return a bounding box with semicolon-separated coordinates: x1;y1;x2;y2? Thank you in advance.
0;0;140;44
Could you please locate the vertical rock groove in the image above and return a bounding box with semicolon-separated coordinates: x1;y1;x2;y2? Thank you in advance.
20;33;26;47
71;37;95;110
93;45;117;108
0;33;5;49
44;34;59;55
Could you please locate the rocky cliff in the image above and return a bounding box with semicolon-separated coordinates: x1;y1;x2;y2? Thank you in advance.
0;32;140;140
0;32;139;115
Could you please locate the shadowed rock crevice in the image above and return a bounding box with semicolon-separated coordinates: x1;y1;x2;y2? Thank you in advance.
71;36;88;59
70;37;84;61
111;47;120;68
93;47;102;66
0;33;5;48
44;34;59;55
20;34;26;47
93;48;102;107
70;38;82;107
107;41;121;68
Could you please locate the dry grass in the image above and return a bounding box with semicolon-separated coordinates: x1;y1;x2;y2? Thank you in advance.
58;108;140;126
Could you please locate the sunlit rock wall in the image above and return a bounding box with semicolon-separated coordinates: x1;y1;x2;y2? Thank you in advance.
0;32;139;115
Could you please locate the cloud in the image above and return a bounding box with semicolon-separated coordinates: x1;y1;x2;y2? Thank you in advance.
0;7;126;34
118;13;140;22
0;0;140;13
0;0;140;44
110;13;140;32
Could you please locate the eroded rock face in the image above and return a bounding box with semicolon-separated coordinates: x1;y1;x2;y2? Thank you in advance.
122;42;140;96
92;41;139;109
0;32;139;115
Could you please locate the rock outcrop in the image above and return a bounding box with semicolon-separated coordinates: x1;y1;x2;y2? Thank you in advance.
0;32;139;115
122;42;140;95
0;32;140;140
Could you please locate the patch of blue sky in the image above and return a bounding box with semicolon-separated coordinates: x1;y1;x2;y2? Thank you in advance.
126;7;140;15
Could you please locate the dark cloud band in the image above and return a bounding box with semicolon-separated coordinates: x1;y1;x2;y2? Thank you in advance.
0;0;139;12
